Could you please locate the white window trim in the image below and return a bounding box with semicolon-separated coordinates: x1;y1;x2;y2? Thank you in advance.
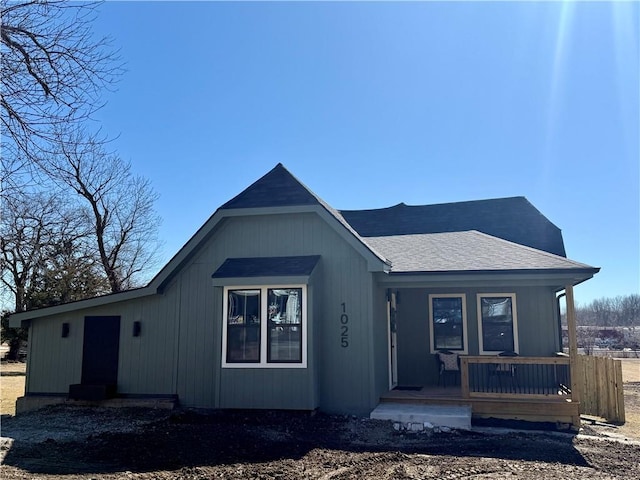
222;285;307;368
428;293;468;354
476;293;519;355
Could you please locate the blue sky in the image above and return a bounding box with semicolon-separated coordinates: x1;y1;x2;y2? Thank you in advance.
91;1;639;307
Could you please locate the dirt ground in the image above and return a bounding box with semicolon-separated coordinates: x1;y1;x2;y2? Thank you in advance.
1;360;639;479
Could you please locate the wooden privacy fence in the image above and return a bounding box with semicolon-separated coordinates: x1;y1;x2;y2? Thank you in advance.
576;354;625;423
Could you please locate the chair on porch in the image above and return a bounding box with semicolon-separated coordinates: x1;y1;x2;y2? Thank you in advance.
436;350;460;387
488;350;518;390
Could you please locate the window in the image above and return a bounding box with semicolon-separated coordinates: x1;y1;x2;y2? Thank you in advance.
267;288;302;363
223;285;306;368
429;294;468;354
226;289;261;363
477;293;519;354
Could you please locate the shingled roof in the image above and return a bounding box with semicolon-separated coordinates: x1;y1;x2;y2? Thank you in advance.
218;163;572;263
340;198;567;257
221;163;319;209
220;163;389;265
364;231;594;274
212;255;321;278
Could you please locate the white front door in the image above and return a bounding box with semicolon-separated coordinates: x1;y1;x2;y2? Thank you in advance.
388;291;398;389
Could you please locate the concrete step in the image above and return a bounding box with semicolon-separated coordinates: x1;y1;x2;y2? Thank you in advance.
370;402;472;430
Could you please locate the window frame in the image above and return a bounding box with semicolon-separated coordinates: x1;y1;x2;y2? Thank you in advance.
476;293;519;355
225;288;262;364
428;293;468;354
222;285;307;368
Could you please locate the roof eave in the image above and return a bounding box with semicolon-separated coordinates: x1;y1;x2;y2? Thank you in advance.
387;267;599;276
376;267;599;287
8;287;152;327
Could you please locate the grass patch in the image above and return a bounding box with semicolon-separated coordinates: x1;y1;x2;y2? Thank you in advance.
620;358;640;383
1;375;25;416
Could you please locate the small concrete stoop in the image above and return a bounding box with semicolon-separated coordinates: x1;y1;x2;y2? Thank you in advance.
370;403;472;431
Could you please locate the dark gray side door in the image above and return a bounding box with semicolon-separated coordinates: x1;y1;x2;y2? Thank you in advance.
81;316;121;385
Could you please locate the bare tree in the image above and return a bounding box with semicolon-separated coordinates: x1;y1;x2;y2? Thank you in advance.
0;188;109;359
1;190;63;313
577;326;598;356
41;129;161;293
0;188;96;312
1;0;122;165
26;236;110;309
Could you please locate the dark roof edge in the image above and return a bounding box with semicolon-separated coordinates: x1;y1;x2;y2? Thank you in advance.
9;286;151;325
211;255;321;278
339;195;528;214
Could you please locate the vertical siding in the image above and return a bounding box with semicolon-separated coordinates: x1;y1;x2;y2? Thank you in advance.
316;255;372;414
307;267;319;408
371;286;391;402
396;285;560;387
27;314;83;393
175;261;217;408
27;294;179;396
24;210;377;413
514;286;560;355
117;292;178;395
170;212;374;413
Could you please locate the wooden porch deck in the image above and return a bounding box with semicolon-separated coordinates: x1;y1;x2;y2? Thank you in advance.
381;385;580;426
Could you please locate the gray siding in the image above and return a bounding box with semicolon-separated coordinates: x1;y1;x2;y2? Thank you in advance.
171;212;375;413
27;314;83;393
174;261;217;407
118;292;179;395
218;369;312;409
316;255;373;414
23;211;380;414
395;286;560;387
26;297;178;396
22;204;565;416
372;286;391;401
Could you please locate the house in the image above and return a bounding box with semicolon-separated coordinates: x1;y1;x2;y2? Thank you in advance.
10;164;598;425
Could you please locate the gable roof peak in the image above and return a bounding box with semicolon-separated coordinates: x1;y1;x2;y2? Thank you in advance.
220;163;320;210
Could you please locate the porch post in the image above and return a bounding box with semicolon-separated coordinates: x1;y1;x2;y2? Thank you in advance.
565;284;581;427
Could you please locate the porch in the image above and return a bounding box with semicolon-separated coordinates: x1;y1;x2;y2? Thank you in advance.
379;352;626;428
380;355;581;427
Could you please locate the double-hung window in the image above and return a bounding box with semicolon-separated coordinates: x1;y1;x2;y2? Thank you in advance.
477;293;519;354
223;285;306;368
428;294;468;353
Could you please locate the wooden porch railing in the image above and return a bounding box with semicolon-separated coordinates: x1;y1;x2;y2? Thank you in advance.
460;356;572;400
460;354;626;424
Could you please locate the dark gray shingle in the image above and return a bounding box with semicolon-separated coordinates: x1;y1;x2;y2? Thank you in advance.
220;163;319;209
340;198;567;257
212;255;321;278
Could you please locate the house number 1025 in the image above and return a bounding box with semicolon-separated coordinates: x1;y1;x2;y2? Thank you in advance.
340;302;349;348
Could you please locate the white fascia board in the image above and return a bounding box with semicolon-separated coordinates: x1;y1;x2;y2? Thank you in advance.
312;207;389;272
149;209;227;292
374;271;596;288
189;204;390;273
150;205;335;292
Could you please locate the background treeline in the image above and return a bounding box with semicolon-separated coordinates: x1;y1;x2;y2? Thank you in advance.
575;294;640;327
